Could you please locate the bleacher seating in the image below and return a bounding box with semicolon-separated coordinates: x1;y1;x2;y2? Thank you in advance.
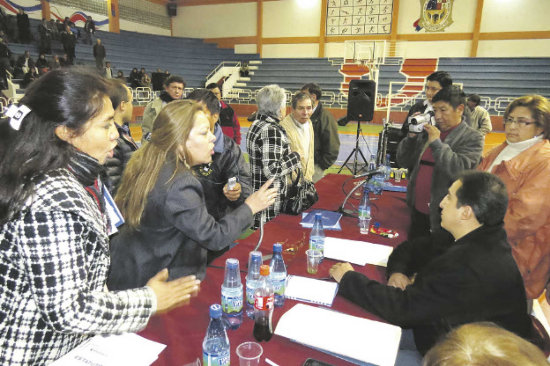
7;18;258;89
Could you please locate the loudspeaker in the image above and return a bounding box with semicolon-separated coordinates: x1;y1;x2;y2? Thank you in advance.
347;79;376;122
167;2;177;17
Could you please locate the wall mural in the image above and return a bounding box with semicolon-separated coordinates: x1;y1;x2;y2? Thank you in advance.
326;0;393;36
0;0;109;26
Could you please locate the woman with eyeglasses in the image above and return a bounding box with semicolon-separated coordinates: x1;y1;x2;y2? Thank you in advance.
478;95;550;300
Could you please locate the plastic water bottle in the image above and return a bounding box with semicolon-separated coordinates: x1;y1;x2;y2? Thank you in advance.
368;154;377;171
358;184;372;234
253;265;274;342
203;304;230;366
269;243;287;307
245;251;262;319
221;258;243;330
309;212;326;254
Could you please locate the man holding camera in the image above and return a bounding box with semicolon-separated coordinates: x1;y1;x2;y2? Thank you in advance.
400;71;453;138
397;85;483;239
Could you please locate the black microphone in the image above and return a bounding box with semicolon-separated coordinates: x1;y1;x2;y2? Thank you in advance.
353;167;384;179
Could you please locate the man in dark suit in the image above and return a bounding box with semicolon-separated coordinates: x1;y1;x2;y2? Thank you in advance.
330;171;533;365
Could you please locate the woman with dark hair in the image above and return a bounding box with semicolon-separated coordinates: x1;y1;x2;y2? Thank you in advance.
108;100;277;290
0;68;200;365
478;95;550;300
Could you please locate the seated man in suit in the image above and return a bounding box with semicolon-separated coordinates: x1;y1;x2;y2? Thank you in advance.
330;171;533;365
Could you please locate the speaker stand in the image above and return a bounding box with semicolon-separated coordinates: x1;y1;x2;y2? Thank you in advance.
338;119;370;175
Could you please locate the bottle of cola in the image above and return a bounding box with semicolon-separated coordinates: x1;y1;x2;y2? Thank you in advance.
253;265;274;342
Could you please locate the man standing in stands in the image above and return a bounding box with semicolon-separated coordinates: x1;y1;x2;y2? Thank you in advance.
83;16;95;45
141;75;185;141
206;83;241;145
280;92;315;182
93;38;106;71
400;71;453;138
465;94;492;136
104;80;138;195
397;86;483;239
16;8;31;44
330;171;533;365
61;25;76;65
301;83;340;182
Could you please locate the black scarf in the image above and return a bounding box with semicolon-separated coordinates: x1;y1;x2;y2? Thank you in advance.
68;150;107;214
159;90;175;104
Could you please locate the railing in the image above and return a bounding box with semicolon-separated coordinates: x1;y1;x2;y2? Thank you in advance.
127;86;517;116
206;61;240;83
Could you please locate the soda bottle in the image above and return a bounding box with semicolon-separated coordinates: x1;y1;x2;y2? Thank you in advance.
253;265;274;342
358;184;372;235
221;258;243;330
203;304;230;366
309;212;326;254
269;243;287;307
245;251;262;319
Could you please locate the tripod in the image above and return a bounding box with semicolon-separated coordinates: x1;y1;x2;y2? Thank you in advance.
338;119;370;175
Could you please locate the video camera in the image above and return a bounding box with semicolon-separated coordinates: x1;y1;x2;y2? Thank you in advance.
408;111;435;133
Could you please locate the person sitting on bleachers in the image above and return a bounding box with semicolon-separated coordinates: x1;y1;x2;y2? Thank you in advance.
14;50;33;79
400;71;453;138
21;66;39;88
104;80;138;195
464;93;492;136
140;72;151;89
423;322;548;366
330;171;534;365
280;91;315;182
59;53;71;67
51;55;61;70
116;70;125;81
104;61;113;79
107;100;277;290
247;84;302;228
206;82;242;145
141;75;185;141
478;95;550;301
128;67;141;88
187;88;252;262
35;53;50;74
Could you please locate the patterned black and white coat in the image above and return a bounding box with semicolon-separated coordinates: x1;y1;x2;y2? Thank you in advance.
0;168;155;365
246;114;302;228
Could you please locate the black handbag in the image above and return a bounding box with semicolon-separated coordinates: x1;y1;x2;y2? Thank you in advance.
281;169;318;215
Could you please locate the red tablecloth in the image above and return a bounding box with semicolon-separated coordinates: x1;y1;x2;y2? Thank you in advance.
139;174;410;365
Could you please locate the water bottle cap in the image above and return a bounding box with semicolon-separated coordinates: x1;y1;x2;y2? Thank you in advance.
225;258;239;269
315;212;322;218
250;251;262;260
374;222;380;228
273;243;282;253
260;264;270;276
209;304;222;318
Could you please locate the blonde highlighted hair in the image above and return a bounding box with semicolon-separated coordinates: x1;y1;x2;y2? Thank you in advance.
115;100;203;228
423;322;548;366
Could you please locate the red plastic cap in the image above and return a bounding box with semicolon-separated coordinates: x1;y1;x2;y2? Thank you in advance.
260;264;270;276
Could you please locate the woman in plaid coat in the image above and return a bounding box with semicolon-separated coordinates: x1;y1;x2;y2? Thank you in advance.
246;84;302;228
0;69;200;365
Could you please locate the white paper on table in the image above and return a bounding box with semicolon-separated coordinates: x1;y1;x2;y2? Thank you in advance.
284;275;339;307
274;303;401;366
323;236;394;267
50;333;166;366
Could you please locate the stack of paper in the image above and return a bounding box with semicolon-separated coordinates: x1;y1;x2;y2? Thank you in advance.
284;275;339;307
323;237;394;267
275;304;401;366
301;210;343;230
51;333;166;366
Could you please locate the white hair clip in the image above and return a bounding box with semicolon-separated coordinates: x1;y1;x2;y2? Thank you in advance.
4;104;31;131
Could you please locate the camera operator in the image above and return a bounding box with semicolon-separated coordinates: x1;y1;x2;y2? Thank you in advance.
400;71;453;138
397;85;483;239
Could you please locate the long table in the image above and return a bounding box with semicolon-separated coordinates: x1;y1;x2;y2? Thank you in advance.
139;174;410;365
